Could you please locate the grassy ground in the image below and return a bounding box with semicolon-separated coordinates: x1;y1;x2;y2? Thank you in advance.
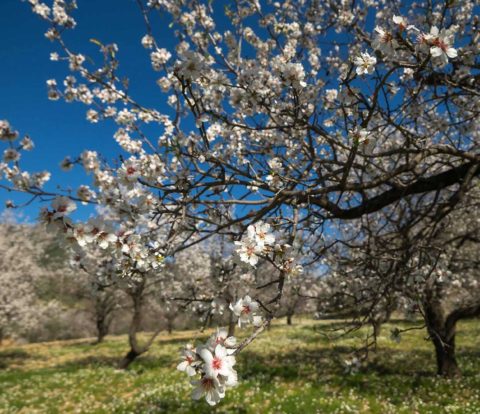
1;318;480;414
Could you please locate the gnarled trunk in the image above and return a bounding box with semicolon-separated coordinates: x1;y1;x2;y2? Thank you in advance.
120;291;144;369
285;296;301;326
119;283;162;369
431;329;460;377
424;298;461;378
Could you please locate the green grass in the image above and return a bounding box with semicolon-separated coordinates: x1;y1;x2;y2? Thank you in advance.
1;318;480;413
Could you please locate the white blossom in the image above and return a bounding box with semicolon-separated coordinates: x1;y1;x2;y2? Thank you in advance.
230;295;262;327
191;376;225;406
141;34;155;49
51;196;76;219
427;26;458;66
354;52;377;75
151;48;171;70
199;344;236;380
177;344;201;376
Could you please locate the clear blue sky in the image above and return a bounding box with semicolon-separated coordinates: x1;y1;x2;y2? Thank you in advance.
0;0;177;221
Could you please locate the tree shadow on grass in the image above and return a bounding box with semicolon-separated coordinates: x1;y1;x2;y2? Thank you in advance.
0;348;35;369
58;338;100;348
237;345;479;385
233;345;477;409
132;398;249;414
51;353;175;372
53;355;124;370
47;334;201;372
456;349;480;359
157;335;208;347
239;346;352;382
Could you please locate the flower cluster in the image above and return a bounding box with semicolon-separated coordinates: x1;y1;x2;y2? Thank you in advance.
178;294;265;405
354;52;376;76
350;127;375;153
371;15;458;68
234;222;304;280
0;120;50;195
37;194;166;278
230;295;262;327
419;26;458;67
177;328;238;406
234;222;275;267
151;48;171;71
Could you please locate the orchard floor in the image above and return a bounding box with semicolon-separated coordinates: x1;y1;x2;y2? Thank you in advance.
1;319;480;414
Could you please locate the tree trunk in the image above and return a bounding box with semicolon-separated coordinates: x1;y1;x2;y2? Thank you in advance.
424;297;461;378
429;325;461;378
119;288;145;369
286;297;300;326
94;315;110;344
119;348;141;369
119;283;162;369
227;310;236;337
92;291;116;345
372;319;382;338
422;281;480;378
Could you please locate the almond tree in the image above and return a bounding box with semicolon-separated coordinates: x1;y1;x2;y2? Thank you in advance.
70;247;123;344
279;272;316;325
0;0;478;405
166;238;244;337
321;184;480;377
411;189;480;377
0;222;62;344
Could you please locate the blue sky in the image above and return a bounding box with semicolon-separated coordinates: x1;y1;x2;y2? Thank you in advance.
0;0;177;221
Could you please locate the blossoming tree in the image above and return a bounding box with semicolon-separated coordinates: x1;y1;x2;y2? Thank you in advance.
319;182;480;377
69;243;124;344
0;0;479;404
0;221;63;344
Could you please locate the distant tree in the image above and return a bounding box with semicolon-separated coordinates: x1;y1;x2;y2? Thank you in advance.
0;223;61;344
70;249;123;344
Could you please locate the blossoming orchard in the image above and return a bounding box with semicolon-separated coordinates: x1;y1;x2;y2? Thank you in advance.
1;0;480;410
